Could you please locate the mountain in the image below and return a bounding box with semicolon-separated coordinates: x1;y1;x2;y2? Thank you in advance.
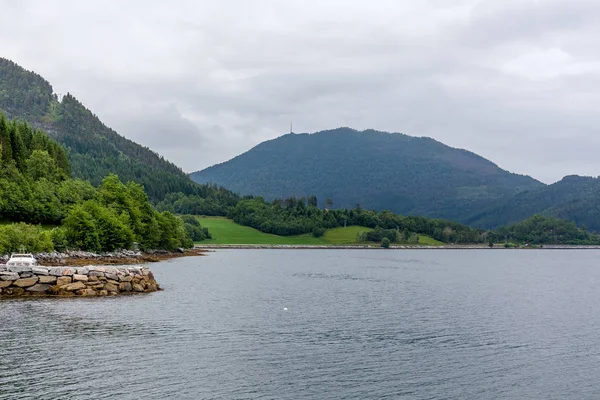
466;175;600;231
190;127;543;222
0;57;198;199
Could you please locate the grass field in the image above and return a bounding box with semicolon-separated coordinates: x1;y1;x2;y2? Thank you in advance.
195;217;443;246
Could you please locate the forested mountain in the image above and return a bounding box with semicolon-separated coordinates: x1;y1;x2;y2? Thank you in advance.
191;128;543;222
0;58;199;199
466;175;600;231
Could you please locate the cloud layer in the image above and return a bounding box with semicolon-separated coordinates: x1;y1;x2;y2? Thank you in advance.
1;0;599;182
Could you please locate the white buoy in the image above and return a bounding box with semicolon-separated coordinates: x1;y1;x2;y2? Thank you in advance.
283;307;288;311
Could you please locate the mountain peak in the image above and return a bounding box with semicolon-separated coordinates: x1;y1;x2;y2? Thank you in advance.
191;127;542;222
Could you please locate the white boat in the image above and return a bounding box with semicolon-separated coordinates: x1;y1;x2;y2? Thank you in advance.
7;253;38;267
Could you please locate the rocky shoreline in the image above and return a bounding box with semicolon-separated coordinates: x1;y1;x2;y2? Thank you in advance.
0;265;160;297
0;249;207;267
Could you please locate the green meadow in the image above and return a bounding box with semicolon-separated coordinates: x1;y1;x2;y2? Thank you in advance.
195;217;443;246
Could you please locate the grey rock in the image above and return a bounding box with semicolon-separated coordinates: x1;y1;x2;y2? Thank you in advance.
39;276;57;284
0;272;20;281
7;266;32;273
31;267;49;275
89;271;105;277
19;272;33;278
75;267;90;275
105;273;119;281
49;267;66;277
13;277;39;287
119;275;132;282
26;284;51;293
73;274;88;282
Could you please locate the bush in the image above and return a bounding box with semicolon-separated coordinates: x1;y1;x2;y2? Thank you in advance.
51;227;68;252
381;237;391;248
0;223;54;254
312;227;326;238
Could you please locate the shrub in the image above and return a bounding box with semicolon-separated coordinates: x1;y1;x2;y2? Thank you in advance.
381;237;391;248
312;227;326;238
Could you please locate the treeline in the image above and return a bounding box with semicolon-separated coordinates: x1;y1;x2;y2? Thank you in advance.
156;187;240;216
227;197;486;244
0;115;208;254
489;215;600;245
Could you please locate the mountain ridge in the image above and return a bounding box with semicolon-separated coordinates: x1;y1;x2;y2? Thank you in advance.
191;127;543;223
0;57;198;199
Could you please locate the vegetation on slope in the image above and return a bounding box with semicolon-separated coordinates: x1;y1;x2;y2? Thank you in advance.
191;128;542;222
489;215;600;245
227;196;486;243
0;115;204;254
466;175;600;231
0;57;225;200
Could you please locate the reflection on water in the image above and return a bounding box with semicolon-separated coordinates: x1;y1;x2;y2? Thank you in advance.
2;249;600;399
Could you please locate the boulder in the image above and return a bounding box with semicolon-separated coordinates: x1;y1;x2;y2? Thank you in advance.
105;273;119;281
62;269;74;276
49;267;65;277
31;267;49;275
0;280;12;288
13;277;39;287
56;276;72;286
64;282;86;291
75;267;90;275
7;266;32;273
26;284;51;293
104;283;119;292
73;274;88;282
119;282;132;292
39;276;57;284
89;271;105;277
98;290;108;296
0;272;19;281
119;275;132;282
132;283;145;292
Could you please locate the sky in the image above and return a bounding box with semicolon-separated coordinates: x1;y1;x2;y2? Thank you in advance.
1;0;599;183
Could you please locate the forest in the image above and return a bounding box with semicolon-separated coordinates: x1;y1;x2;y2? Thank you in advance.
0;114;202;254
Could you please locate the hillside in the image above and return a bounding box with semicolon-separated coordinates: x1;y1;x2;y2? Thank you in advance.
0;115;197;253
191;128;543;222
0;58;198;199
466;175;600;231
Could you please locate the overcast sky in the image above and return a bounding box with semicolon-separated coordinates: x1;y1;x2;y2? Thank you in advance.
1;0;599;183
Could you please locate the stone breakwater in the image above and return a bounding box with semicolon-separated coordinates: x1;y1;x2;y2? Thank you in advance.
0;265;160;297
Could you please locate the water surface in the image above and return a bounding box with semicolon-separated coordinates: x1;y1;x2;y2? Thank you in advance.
2;249;600;399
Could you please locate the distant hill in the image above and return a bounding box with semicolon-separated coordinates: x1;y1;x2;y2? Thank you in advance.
466;175;600;231
190;128;543;222
0;58;198;199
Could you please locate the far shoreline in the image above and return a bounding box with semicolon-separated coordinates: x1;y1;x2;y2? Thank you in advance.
195;244;600;250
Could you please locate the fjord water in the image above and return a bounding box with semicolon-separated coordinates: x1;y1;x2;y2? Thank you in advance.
2;250;600;399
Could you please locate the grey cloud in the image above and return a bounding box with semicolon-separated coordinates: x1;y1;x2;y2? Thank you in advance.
1;0;600;183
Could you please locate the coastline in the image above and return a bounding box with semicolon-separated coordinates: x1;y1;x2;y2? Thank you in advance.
196;244;600;250
0;249;208;267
